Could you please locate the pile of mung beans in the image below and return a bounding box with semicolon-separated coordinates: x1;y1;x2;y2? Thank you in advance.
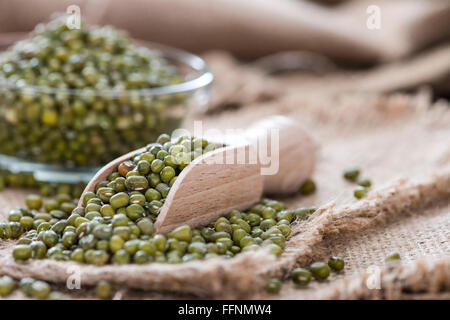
0;16;185;166
2;133;317;266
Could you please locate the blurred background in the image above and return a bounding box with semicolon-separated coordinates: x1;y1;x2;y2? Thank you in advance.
1;0;449;109
0;0;449;186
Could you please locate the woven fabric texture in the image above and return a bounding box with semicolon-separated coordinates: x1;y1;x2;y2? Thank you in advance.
0;55;449;299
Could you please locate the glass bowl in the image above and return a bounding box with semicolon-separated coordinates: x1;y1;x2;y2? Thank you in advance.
0;40;213;184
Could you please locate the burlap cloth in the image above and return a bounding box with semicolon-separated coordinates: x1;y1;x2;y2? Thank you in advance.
1;0;450;64
0;54;449;300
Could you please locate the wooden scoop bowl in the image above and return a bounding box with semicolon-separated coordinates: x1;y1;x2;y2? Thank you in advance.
79;115;316;234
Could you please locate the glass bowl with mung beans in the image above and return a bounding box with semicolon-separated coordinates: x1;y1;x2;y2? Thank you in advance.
0;15;213;184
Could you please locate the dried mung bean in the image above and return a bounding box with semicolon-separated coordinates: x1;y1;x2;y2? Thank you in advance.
357;177;372;188
25;195;43;210
96;281;112;299
299;179;316;195
292;268;312;286
13;244;33;260
385;252;401;263
0;276;16;296
343;168;360;181
328;256;345;271
265;278;282;294
30;281;51;299
310;262;330;280
353;186;367;199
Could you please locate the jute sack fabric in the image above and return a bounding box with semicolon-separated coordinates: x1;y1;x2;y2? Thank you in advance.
0;52;449;299
0;89;448;299
1;0;449;63
195;88;450;299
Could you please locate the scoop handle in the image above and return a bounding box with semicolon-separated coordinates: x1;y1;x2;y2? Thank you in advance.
243;115;316;195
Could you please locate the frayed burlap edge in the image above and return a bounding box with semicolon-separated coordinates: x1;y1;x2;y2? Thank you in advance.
257;170;450;279
0;243;274;299
0;169;448;299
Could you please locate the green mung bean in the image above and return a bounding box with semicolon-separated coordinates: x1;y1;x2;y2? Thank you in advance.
328;256;345;271
265;278;282;294
291;268;312;286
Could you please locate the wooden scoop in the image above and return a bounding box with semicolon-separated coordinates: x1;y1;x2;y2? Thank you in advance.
79;115;315;234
